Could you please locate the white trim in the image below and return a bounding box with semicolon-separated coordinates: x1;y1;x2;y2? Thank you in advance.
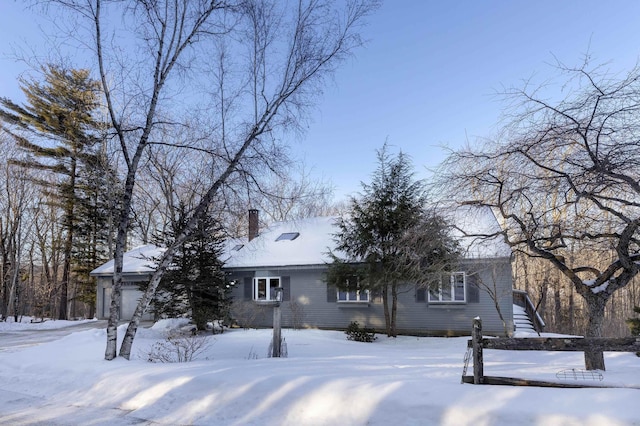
337;276;369;303
429;272;466;303
253;276;281;301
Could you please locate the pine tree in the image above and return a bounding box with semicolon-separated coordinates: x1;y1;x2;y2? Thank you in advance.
150;204;231;331
72;150;121;317
0;65;104;319
328;143;460;336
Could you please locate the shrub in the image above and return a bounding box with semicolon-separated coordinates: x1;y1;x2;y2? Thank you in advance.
146;330;212;363
345;321;376;342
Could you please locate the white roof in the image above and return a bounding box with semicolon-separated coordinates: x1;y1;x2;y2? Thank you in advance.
224;216;338;269
444;206;512;258
90;244;165;276
90;208;510;275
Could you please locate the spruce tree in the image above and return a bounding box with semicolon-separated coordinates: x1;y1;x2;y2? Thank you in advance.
151;204;230;331
0;65;104;319
328;144;460;336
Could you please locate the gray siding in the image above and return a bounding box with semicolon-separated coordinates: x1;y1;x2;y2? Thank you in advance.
95;275;154;321
228;257;513;336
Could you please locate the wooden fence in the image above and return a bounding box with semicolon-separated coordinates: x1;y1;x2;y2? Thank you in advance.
462;318;640;388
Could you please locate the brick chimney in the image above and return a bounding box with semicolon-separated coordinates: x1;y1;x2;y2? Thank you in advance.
248;209;259;241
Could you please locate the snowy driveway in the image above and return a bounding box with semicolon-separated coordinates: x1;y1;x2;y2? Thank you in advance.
0;320;107;352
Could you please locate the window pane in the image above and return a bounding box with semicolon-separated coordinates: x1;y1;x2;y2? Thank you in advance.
454;273;465;301
442;278;452;301
338;291;347;301
429;287;440;301
269;278;280;300
359;291;369;302
257;278;267;300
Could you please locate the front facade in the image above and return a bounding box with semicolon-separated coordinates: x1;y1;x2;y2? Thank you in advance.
92;211;515;336
91;245;162;321
225;214;514;336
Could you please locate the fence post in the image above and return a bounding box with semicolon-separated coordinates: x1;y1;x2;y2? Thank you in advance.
272;288;283;358
472;317;483;384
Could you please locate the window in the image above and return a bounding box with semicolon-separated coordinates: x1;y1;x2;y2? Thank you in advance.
276;232;300;241
337;276;369;302
429;272;466;303
254;277;281;301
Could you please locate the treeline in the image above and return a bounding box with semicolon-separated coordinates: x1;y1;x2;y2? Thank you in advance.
0;65;341;322
514;254;640;338
0;66;119;320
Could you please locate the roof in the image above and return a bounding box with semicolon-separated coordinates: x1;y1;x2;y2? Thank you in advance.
224;216;338;269
90;208;511;275
444;206;512;258
90;244;165;276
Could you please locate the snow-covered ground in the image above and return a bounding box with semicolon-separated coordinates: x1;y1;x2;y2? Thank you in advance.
0;318;639;425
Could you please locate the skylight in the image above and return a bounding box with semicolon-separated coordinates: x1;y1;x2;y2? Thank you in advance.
232;244;244;251
276;232;300;241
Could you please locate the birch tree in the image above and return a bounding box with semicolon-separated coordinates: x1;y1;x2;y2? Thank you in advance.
42;0;378;359
439;61;640;370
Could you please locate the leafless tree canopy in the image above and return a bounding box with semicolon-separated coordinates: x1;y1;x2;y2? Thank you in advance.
438;60;640;368
36;0;378;359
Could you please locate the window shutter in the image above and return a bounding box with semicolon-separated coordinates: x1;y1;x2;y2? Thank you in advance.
326;283;337;302
467;274;480;303
281;276;291;301
416;286;426;303
244;277;253;300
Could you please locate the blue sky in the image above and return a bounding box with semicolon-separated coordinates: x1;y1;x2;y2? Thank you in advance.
2;1;640;199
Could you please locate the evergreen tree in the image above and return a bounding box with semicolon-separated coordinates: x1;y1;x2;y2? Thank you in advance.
72;150;121;318
328;144;460;337
0;65;104;319
150;204;231;331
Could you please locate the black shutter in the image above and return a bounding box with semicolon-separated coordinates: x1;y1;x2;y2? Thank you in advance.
281;276;291;301
416;286;426;303
327;283;337;302
244;277;253;300
467;274;479;303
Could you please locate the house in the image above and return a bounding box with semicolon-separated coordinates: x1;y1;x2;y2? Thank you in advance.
225;209;515;336
91;244;164;321
92;208;526;336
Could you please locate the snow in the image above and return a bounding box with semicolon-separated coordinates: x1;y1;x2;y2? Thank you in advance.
0;317;96;331
444;206;512;259
90;244;165;276
583;279;611;295
224;216;339;268
225;210;510;270
1;319;639;425
91;209;511;275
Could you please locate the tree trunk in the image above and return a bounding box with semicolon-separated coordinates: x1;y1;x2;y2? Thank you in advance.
584;294;607;370
553;280;561;331
119;254;171;359
381;283;390;337
390;282;398;337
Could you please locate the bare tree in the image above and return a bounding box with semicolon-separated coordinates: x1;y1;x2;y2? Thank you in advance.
0;131;41;321
438;60;640;370
472;262;513;336
42;0;377;359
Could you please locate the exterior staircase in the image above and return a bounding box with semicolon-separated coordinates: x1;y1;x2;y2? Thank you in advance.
512;289;545;335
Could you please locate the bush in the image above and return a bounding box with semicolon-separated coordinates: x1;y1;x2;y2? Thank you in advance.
146;330;212;363
345;321;376;342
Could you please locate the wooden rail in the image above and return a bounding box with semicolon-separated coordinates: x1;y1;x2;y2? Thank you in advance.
513;289;545;333
463;318;640;387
